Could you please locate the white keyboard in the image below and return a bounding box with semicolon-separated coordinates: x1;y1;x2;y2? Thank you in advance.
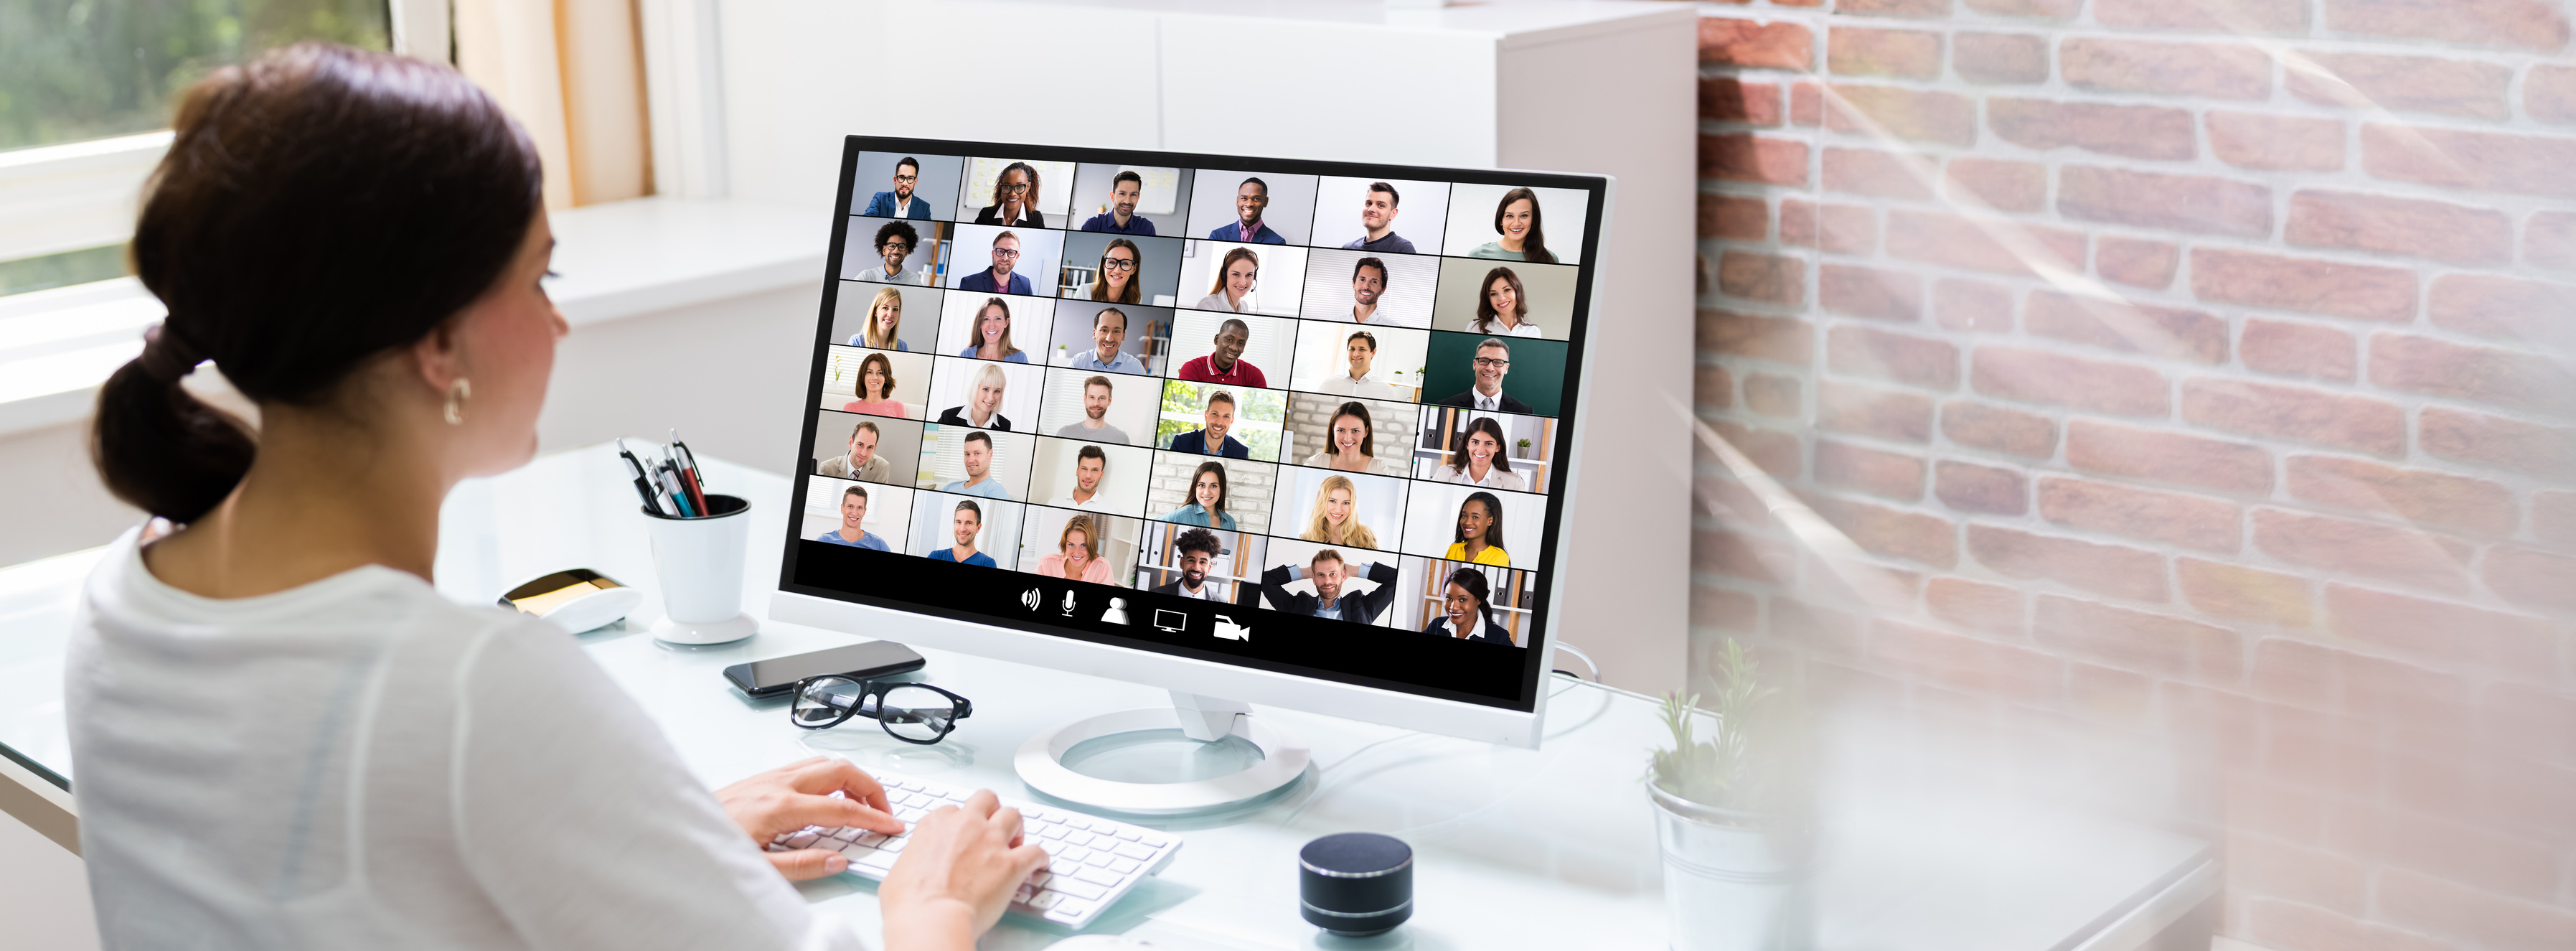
765;770;1180;929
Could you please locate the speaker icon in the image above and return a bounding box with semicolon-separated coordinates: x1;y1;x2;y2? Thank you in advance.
1020;587;1040;611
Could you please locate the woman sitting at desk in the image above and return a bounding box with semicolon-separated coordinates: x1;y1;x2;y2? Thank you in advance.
847;286;911;350
1424;566;1514;645
841;351;908;417
1033;514;1113;583
957;297;1029;362
1161;462;1236;530
69;44;1038;951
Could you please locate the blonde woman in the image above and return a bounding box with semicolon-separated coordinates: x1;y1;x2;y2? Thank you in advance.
957;297;1028;362
847;286;910;350
1035;514;1113;583
936;362;1014;430
1193;246;1259;313
1299;474;1380;549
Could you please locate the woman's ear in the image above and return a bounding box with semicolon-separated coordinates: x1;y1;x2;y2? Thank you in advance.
409;317;468;397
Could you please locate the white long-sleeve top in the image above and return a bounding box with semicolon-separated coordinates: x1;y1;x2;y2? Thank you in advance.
65;526;865;950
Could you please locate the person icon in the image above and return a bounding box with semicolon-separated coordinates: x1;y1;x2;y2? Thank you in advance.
1102;597;1131;625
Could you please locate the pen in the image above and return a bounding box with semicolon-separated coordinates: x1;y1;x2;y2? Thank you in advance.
659;462;697;517
614;440;669;514
671;428;708;493
669;431;708;513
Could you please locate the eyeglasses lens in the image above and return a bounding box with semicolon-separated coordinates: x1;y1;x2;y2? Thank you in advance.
878;685;958;742
792;676;862;728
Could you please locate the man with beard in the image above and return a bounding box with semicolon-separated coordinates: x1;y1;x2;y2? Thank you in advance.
1347;257;1389;324
1050;445;1114;512
1260;548;1399;622
1052;375;1131;444
1152;528;1235;601
860;156;934;219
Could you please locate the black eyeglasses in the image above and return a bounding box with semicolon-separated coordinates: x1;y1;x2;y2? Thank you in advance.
791;677;974;744
1099;256;1138;272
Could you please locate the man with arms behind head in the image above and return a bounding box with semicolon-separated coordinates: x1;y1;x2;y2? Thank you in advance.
926;500;999;566
1066;309;1144;375
1153;528;1238;601
1259;549;1399;622
1340;182;1414;254
1081;170;1157;235
1167;390;1250;458
814;484;891;551
1315;329;1404;400
818;421;893;482
860;156;934;220
941;431;1012;500
1207;177;1285;244
1435;337;1535;413
1051;445;1114;512
1053;375;1132;444
956;231;1032;295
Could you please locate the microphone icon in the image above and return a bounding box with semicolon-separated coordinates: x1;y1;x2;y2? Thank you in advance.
1060;590;1078;614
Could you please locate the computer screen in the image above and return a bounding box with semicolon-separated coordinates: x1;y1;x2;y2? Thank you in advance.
781;138;1603;713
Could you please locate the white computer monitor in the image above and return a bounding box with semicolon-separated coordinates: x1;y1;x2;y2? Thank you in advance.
774;139;1608;803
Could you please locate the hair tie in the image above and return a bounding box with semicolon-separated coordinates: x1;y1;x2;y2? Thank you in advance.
137;324;202;384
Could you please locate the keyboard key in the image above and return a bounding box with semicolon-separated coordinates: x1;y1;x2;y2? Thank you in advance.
1013;884;1035;903
1114;829;1142;842
1047;879;1108;901
1082;851;1114;867
854;831;888;847
1072;865;1122;887
1026;871;1052;888
765;843;789;853
1039;826;1067;840
852;848;897;871
1048;858;1083;877
1139;833;1170;848
878;837;908;853
1111;842;1156;861
784;831;822;849
829;827;862;841
1109;857;1142;874
1025;891;1064;910
1046;899;1094;922
1058;846;1091;863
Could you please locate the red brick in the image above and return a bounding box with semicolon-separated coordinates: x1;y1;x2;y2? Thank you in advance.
2287;456;2518;538
2529;64;2576;123
1829;325;1957;389
1698;18;1814;69
1942;158;2044;212
1837;0;1952;17
1817;381;1933;442
1698;194;1769;242
2232;834;2370;914
1743;373;1800;418
1926;577;2024;634
1695;362;1734;411
1777;199;1876;255
2182;378;2407;459
1801;493;1957;568
2325;0;2571;52
2371;333;2576;416
2256;510;2476;592
2093;237;2178;289
1706;419;1803;479
1769;597;1864;657
1814;441;1926;500
2421;407;2576;477
2534;490;2576;547
1886;210;2085;277
1970;346;2168;417
2249;637;2343;706
1696;475;1772;530
2040;477;2242;553
2024;290;2227;365
1952;33;2046;84
2362;124;2576;198
1716;251;1806;306
1788;81;1821;126
1822;146;1934;200
2483;680;2576;766
1989;98;2196;161
2095;0;2308;32
1691;585;1759;634
2067;419;2273;495
2377;867;2576;951
2206;111;2346;172
2034;595;2245;678
2070;662;2155;726
1940;400;2056;459
2289;52;2513;121
1818;264;1922;322
2239;319;2356;383
1828;27;1942;78
1693;528;1797;584
1825;85;1978;146
1698;78;1783;126
2246;899;2458;951
2531;212;2576;271
1871;619;2065;704
1973;527;2169;601
1935;459;2027;515
2179;559;2313;625
1964;0;2078;18
1698;310;1812;365
1698;133;1809;187
2285;190;2513;266
2487;545;2576;613
2060;38;2271;100
2427;274;2576;345
1933;279;2012;332
2370;811;2565;903
2058;166;2271;238
2189;248;2417;322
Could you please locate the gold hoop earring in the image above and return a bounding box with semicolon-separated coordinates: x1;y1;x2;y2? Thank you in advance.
444;378;472;426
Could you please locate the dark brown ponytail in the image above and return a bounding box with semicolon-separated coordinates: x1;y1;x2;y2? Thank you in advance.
94;42;541;524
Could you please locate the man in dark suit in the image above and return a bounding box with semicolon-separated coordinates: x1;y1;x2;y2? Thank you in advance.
1434;337;1535;413
1261;551;1399;622
956;231;1033;295
860;157;934;220
1152;528;1249;603
1166;390;1250;458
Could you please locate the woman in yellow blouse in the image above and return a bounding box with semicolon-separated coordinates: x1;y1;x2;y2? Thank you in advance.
1446;491;1509;566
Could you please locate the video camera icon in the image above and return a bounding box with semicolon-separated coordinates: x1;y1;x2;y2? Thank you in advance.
1212;615;1250;642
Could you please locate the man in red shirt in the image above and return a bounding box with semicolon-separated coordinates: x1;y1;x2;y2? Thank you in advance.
1176;318;1267;387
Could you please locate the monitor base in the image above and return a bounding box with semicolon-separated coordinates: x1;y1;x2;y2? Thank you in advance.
1015;693;1311;815
650;612;758;645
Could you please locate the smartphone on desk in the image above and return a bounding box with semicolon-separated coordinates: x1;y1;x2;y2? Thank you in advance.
724;641;926;697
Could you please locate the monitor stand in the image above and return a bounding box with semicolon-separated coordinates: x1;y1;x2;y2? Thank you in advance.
1013;691;1310;815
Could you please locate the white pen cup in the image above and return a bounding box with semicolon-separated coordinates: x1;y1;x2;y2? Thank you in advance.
641;494;760;645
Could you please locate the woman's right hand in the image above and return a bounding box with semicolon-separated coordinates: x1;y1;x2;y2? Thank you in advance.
878;790;1050;950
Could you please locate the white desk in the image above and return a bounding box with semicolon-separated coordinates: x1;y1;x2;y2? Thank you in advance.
0;448;2214;950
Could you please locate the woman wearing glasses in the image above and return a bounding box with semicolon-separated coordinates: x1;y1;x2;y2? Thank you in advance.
852;219;931;286
973;161;1045;228
1034;514;1115;583
72;44;1039;951
1089;238;1144;304
846;286;912;350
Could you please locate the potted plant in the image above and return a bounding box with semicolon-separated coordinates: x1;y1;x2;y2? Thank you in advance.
1515;437;1533;459
1650;639;1810;951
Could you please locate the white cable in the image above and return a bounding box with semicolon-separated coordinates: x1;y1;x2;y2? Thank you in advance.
1552;642;1599;680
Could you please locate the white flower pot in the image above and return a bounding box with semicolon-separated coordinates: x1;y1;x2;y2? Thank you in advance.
1651;784;1807;951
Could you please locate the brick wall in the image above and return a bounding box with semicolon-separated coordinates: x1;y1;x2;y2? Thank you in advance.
1688;1;2576;949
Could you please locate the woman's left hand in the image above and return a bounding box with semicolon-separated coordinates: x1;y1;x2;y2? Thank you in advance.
715;756;905;880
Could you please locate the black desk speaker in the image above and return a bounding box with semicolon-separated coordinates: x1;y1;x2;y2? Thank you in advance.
1299;833;1414;936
